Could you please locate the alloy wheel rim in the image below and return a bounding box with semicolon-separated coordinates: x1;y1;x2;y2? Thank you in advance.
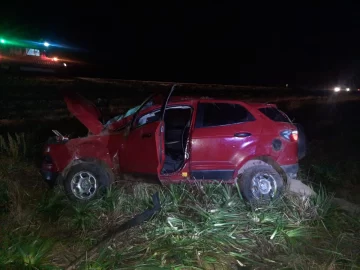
71;171;98;200
251;172;277;199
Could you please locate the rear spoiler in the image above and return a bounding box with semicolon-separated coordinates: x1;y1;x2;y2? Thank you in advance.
248;103;278;109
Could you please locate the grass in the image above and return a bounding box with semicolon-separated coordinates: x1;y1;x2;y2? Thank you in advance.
299;138;360;205
1;152;359;269
0;232;57;269
0;132;27;159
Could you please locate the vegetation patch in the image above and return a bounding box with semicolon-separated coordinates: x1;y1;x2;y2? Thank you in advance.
1;155;359;269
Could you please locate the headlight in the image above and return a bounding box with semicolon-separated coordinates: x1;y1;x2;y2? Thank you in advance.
346;88;350;91
334;87;340;92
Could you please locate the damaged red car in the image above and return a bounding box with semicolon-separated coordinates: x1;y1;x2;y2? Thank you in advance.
41;85;306;202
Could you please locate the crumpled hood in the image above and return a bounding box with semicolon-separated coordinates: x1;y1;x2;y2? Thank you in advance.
63;91;104;135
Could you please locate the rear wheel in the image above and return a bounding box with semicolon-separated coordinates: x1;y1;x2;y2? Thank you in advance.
64;162;112;202
237;165;284;203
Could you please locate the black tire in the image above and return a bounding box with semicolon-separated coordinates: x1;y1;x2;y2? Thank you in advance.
64;162;112;202
237;165;284;203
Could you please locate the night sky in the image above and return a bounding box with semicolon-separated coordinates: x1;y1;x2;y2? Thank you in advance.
1;2;360;87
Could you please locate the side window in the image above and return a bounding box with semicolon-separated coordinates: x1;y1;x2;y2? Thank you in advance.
164;108;192;129
195;103;255;128
135;110;161;127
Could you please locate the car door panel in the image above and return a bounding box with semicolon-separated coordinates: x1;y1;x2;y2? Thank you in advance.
191;123;260;171
123;121;161;174
189;102;261;180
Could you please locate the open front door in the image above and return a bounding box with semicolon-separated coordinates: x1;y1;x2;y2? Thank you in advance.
121;85;177;179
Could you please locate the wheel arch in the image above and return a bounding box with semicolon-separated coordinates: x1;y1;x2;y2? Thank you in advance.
235;155;288;184
60;157;115;185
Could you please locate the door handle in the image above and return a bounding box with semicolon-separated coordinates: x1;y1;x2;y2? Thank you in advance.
234;132;251;137
142;133;152;138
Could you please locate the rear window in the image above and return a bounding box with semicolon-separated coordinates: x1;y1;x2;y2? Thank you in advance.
259;107;290;123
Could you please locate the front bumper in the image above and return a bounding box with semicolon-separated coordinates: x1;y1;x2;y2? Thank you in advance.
40;170;59;187
281;164;299;179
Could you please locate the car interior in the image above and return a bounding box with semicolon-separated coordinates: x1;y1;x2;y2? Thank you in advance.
134;105;193;174
161;106;193;174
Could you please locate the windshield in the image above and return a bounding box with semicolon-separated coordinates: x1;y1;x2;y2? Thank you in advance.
105;97;159;127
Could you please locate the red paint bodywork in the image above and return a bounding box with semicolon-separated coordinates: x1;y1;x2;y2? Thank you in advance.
41;93;300;185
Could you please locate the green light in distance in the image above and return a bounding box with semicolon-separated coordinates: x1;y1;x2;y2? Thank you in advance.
0;39;5;44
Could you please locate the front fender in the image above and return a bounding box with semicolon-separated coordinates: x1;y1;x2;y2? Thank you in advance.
60;158;115;184
60;140;114;179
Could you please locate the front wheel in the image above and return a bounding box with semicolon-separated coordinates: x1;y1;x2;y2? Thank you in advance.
237;165;284;203
64;162;112;202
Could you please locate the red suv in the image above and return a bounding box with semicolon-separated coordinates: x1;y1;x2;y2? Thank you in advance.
41;85;306;202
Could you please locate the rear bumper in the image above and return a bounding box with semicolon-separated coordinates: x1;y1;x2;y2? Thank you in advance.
280;163;299;179
294;123;307;160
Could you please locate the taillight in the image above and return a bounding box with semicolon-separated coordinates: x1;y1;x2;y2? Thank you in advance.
280;129;298;142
